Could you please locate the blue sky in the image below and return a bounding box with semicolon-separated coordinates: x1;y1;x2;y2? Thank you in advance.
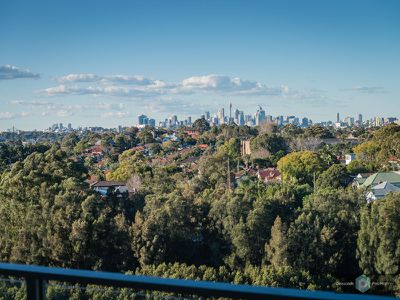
0;0;399;130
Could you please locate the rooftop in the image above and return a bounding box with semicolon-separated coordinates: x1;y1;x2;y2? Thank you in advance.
360;172;400;189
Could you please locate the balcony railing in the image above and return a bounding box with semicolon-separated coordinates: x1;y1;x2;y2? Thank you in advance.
0;262;395;300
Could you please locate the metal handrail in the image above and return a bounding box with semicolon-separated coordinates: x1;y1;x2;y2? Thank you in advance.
0;262;395;300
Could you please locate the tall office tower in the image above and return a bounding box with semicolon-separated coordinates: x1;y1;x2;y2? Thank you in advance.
187;116;192;125
218;108;225;124
276;115;284;126
374;116;383;127
171;115;178;126
67;123;72;130
238;111;245;126
336;112;340;123
266;115;273;123
234;109;240;124
211;115;219;126
301;117;309;127
204;111;210;121
138;114;148;125
287;116;296;124
358;114;363;125
148;119;156;127
255;106;266;126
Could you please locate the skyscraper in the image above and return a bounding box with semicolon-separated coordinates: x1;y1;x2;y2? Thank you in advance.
138;114;148;125
238;111;245;126
234;109;240;124
218;108;225;125
358;114;363;125
255;106;266;126
336;112;340;123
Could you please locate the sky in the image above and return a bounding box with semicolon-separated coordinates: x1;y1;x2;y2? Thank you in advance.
0;0;399;130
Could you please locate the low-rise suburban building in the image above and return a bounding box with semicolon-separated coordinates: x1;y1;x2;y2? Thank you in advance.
366;181;400;203
91;181;132;197
257;168;281;184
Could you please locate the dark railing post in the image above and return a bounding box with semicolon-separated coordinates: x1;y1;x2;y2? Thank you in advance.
26;277;46;300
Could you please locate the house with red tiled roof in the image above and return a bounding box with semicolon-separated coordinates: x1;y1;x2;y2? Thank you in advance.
257;168;281;183
197;144;209;150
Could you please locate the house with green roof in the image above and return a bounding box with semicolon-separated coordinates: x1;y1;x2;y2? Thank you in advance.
360;171;400;189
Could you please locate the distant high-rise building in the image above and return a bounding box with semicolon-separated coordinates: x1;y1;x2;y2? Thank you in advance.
234;109;240;124
138;114;147;125
205;111;210;120
187;116;192;125
374;116;383;127
358;114;363;125
336;113;340;123
385;117;397;124
255;106;266;126
218;108;225;124
67;123;72;130
171;115;178;125
301;117;309;127
276;115;284;126
148;119;156;127
238;111;245;126
344;116;354;126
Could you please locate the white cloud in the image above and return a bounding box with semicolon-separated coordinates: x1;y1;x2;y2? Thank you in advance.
56;73;164;87
346;86;389;94
11;99;127;118
0;112;14;120
56;110;74;117
0;65;40;80
57;73;100;83
10;100;53;106
0;111;32;120
41;73;289;98
101;111;132;118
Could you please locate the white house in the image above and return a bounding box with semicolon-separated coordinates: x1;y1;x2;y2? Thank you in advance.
91;181;130;196
345;153;356;165
366;181;400;203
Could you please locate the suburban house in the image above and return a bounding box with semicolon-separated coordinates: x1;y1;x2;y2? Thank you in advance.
83;145;105;158
345;153;356;165
197;144;209;150
359;171;400;189
353;173;373;187
257;168;281;184
388;156;400;170
366;181;400;203
184;129;200;138
356;171;400;202
91;181;133;197
162;133;181;143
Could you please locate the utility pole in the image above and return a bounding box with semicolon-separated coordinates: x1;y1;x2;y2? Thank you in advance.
227;156;231;193
313;171;316;195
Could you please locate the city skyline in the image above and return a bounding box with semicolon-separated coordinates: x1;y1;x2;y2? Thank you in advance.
15;105;399;133
1;0;400;130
